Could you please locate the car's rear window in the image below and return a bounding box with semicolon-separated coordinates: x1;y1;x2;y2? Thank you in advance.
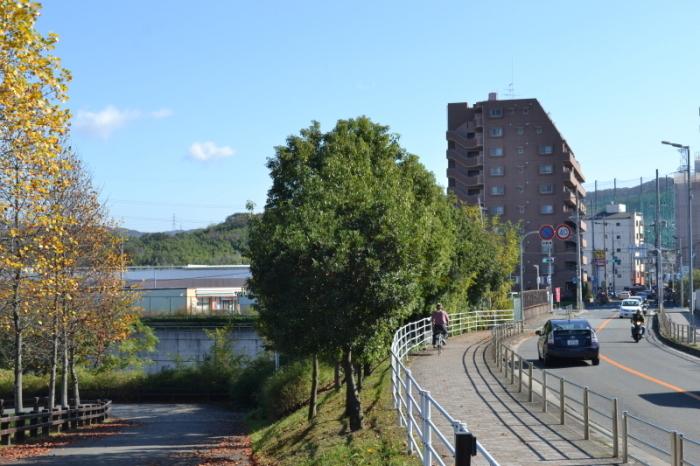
552;322;591;331
622;300;640;306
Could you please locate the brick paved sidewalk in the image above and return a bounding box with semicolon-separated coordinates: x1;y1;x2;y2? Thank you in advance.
409;330;633;465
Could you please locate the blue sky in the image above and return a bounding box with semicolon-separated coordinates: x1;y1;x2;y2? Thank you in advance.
38;1;700;231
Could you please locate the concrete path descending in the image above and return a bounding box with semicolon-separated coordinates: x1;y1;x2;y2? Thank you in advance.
9;404;246;465
410;331;630;465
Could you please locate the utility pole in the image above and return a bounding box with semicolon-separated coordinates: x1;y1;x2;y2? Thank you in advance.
656;169;663;312
680;235;684;307
611;222;616;293
592;180;598;295
576;190;583;310
603;221;608;292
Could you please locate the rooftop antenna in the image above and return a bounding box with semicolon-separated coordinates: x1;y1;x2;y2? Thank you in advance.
504;58;517;98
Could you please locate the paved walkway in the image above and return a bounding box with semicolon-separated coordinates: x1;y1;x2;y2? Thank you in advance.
409;330;631;465
9;404;249;465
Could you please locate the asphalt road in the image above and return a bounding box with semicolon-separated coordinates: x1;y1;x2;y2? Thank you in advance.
516;309;700;463
9;404;245;465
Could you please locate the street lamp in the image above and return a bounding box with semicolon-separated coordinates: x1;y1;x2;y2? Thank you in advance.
533;265;540;290
662;140;693;314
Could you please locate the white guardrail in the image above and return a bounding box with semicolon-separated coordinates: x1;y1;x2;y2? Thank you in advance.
390;309;515;466
492;322;700;466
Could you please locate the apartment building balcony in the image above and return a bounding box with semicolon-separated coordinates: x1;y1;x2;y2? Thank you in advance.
446;130;483;149
447;149;484;168
562;154;585;183
465;174;484;187
562;169;587;196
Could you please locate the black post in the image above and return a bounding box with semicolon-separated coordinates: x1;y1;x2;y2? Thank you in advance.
0;400;8;445
455;431;477;466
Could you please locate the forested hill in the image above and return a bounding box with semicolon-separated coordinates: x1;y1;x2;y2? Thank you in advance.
123;213;252;266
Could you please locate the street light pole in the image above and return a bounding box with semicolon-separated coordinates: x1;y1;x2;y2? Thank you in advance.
576;190;583;310
663;141;694;314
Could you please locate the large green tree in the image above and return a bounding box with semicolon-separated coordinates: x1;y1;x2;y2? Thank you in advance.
249;118;455;430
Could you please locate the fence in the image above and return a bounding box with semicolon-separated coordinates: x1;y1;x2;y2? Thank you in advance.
391;309;514;466
0;398;111;445
658;310;698;345
492;323;700;466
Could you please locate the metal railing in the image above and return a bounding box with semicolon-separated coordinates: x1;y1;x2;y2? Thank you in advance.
0;397;112;445
658;310;698;345
492;323;700;466
391;309;514;466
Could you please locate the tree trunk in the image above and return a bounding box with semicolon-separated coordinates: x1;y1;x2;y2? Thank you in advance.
12;317;23;413
342;348;362;431
61;327;69;408
354;363;363;392
48;316;59;411
307;354;318;421
69;343;80;406
363;362;372;378
334;361;341;390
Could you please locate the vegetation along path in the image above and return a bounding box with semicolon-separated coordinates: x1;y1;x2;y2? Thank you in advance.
8;404;253;466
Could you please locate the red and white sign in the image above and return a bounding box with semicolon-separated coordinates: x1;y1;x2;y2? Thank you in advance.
555;224;572;241
554;287;561;303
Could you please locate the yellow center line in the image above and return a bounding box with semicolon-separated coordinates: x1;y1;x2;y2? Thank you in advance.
595;317;700;403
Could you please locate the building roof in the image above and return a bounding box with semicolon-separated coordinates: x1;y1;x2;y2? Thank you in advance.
126;277;248;290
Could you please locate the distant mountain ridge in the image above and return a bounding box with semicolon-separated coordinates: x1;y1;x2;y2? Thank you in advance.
122;213;252;266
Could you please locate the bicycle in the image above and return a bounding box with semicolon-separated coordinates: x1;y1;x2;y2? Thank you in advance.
435;332;446;355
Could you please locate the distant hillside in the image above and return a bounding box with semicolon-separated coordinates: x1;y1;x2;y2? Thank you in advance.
123;213;252;266
584;177;676;249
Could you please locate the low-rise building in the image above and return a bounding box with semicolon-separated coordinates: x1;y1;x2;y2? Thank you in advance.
124;265;254;317
584;204;645;293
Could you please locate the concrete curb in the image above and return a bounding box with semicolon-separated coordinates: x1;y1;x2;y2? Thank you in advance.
651;314;700;358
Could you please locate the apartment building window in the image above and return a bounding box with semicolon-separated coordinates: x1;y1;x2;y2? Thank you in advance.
466;132;475;139
518;205;525;214
540;204;554;214
489;147;504;157
490;185;505;196
539;145;554;155
490;166;505;176
539;164;554;174
448;141;455;149
522;107;530;115
516;185;524;193
539;183;554;194
488;108;503;118
491;205;504;215
516;126;524;135
448;178;455;187
489;127;503;138
467;188;480;195
535;126;543;134
467;150;479;157
516;146;524;155
448;159;455;168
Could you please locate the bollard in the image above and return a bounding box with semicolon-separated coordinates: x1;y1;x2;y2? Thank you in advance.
612;398;619;458
405;369;413;452
622;411;628;463
518;358;523;393
583;387;589;440
559;378;565;425
455;427;477;466
542;371;548;413
528;365;533;402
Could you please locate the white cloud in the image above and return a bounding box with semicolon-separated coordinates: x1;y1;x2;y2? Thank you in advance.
74;105;173;138
151;108;174;119
188;141;235;161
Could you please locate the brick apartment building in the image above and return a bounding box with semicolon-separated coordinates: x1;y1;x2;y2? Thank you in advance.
446;93;587;297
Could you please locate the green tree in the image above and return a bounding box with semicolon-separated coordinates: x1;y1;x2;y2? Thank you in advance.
249;118;455;430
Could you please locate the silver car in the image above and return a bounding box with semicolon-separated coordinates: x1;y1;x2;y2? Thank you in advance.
619;299;642;318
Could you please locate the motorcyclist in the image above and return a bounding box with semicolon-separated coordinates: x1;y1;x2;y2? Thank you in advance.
631;309;645;337
431;303;449;347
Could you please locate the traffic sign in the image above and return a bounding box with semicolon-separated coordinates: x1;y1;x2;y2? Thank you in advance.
555;224;572;240
539;224;555;240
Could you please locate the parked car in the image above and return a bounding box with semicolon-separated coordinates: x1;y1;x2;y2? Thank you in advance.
536;319;599;366
619;299;643;318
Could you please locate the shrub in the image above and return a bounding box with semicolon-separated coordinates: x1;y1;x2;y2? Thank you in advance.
261;360;311;419
229;357;275;408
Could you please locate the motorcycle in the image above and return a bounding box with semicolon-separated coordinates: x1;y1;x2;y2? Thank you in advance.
631;321;644;342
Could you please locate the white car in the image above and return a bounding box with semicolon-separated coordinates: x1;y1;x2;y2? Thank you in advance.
617;291;631;300
619;299;642;318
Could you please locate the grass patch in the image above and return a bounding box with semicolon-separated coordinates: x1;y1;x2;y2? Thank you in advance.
251;360;419;466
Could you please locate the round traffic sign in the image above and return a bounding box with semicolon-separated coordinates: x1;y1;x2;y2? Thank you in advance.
555;224;572;240
539;224;555;240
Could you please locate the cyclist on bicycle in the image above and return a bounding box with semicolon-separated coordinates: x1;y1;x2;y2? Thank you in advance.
431;303;449;347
